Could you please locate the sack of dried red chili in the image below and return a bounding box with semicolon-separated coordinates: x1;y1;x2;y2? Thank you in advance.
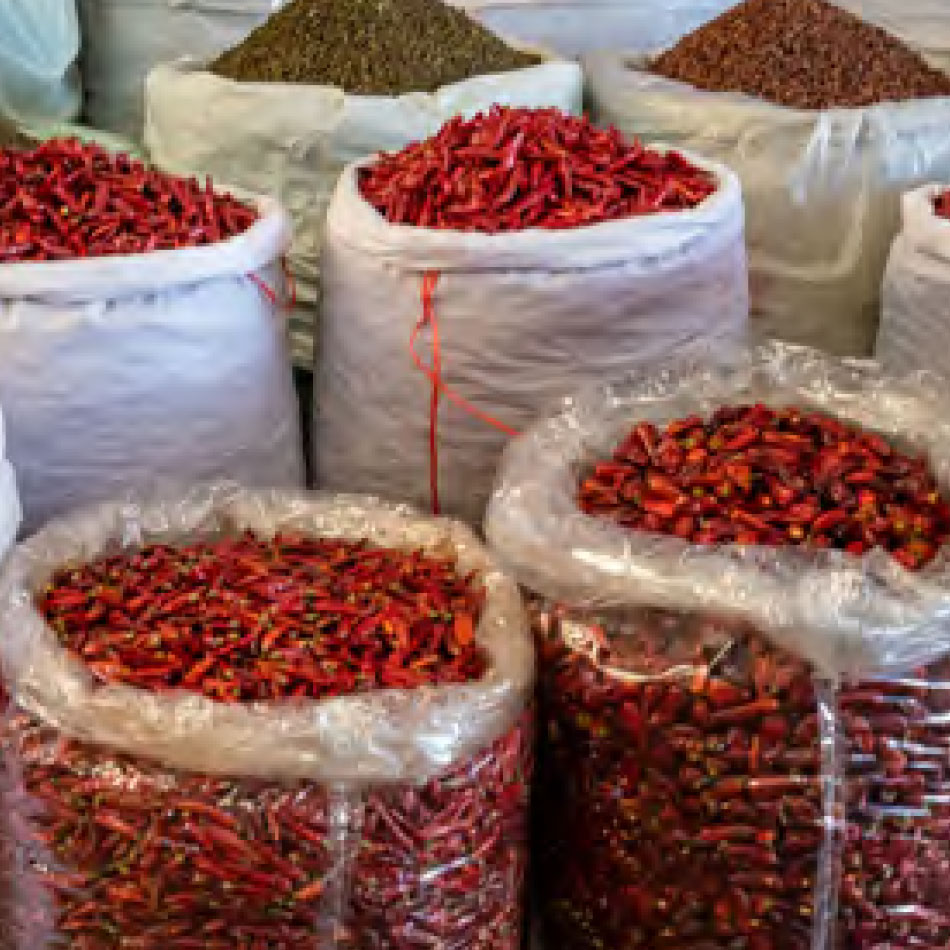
878;182;950;377
486;341;950;950
314;108;747;525
0;483;533;950
585;0;950;358
0;141;304;534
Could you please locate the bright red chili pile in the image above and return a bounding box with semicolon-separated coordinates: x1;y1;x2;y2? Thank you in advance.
578;404;950;569
358;106;718;232
37;532;488;701
935;188;950;220
0;139;257;262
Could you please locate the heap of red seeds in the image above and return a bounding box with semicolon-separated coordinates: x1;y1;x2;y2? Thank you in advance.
358;106;718;232
578;404;950;570
935;188;950;220
0;139;257;262
37;532;488;703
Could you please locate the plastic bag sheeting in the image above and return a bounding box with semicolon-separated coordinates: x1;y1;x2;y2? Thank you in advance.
78;0;283;141
878;183;950;376
0;483;533;785
485;341;950;679
314;154;748;527
585;53;950;358
145;59;584;368
0;0;81;125
0;198;304;536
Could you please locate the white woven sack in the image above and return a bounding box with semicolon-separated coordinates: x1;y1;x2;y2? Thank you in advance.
78;0;282;141
0;412;21;558
0;0;81;125
0;198;304;535
313;152;748;526
145;59;584;368
586;51;950;358
878;184;950;377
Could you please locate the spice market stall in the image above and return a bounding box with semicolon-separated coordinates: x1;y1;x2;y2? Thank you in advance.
0;484;533;950
487;341;950;950
586;0;950;358
0;139;303;535
145;0;582;369
315;106;748;524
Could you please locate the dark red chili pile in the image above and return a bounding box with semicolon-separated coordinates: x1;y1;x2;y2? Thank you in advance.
37;532;488;701
0;139;257;262
579;404;950;570
533;603;950;950
935;188;950;220
1;532;531;949
358;106;717;232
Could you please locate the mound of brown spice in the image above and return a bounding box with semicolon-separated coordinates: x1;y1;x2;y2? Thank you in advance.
211;0;541;95
651;0;950;110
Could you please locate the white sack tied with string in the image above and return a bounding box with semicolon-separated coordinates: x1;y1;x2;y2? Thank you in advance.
0;198;303;536
313;153;748;527
878;183;950;376
145;58;583;367
585;51;950;358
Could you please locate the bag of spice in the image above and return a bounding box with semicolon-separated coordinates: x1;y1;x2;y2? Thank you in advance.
877;183;950;376
78;0;282;142
0;483;534;950
144;0;582;368
314;106;748;526
0;139;303;535
0;413;20;560
585;0;950;358
485;341;950;950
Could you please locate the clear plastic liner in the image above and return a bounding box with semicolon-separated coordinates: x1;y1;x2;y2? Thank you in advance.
0;484;534;949
485;342;950;950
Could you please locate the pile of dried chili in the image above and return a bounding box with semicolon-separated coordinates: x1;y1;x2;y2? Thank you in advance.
528;404;950;948
579;403;950;569
533;602;950;950
358;106;718;232
1;531;531;950
0;139;256;262
935;188;950;220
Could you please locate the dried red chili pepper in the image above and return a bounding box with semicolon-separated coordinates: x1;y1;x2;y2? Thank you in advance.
579;404;950;569
0;139;256;262
935;188;950;220
36;532;488;701
2;531;531;950
532;602;950;950
358;106;717;232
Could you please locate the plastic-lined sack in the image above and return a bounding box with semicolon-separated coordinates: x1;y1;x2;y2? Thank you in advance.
78;0;281;141
0;484;533;950
0;197;303;536
878;183;950;376
585;51;950;358
145;59;583;368
313;153;747;526
486;342;950;950
0;412;20;558
0;0;81;126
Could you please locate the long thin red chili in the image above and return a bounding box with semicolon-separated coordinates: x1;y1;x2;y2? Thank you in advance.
0;139;257;262
358;106;718;232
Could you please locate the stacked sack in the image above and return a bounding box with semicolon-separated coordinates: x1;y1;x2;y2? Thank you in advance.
145;0;583;367
315;106;748;525
487;342;950;950
877;183;950;376
586;0;950;357
0;484;533;950
0;138;303;535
